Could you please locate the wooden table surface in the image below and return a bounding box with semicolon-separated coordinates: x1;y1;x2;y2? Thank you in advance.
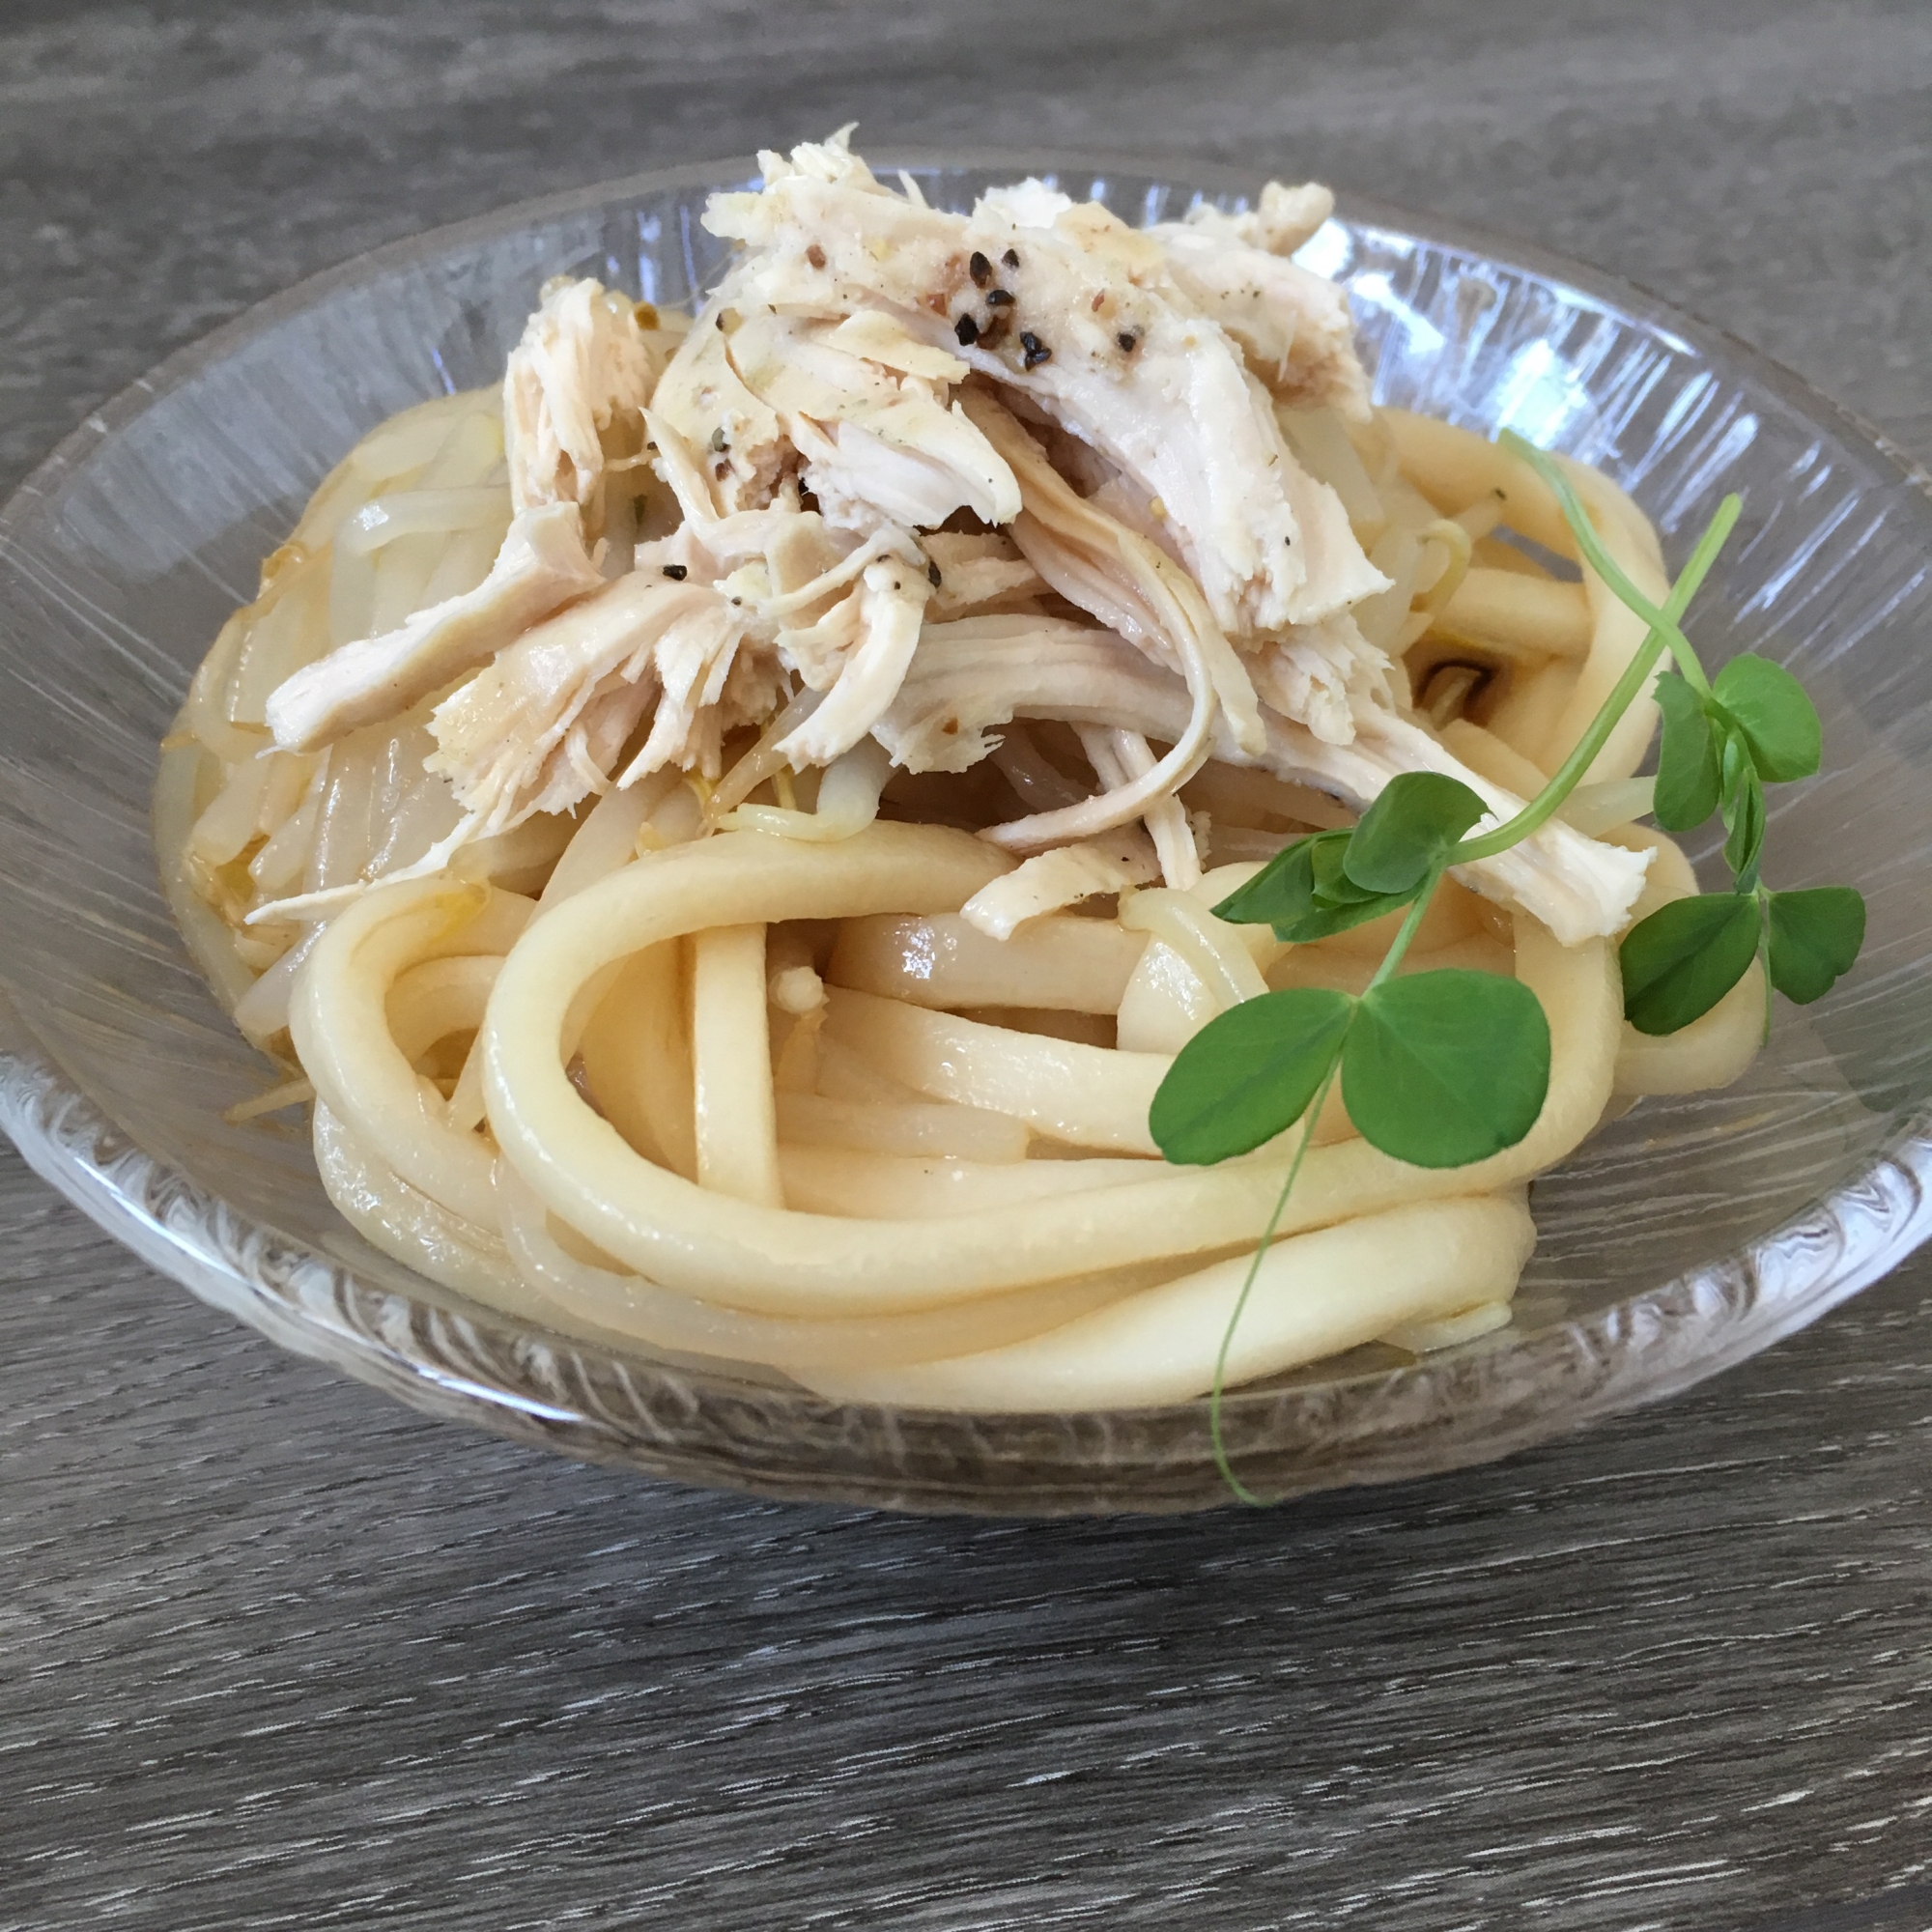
4;3;1930;1925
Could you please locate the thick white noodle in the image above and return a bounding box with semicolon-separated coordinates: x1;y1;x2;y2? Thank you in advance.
691;923;783;1207
480;824;1618;1315
823;987;1167;1153
496;1166;1135;1368
794;1195;1535;1409
293;879;530;1226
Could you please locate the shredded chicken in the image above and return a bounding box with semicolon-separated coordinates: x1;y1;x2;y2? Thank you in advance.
874;617;1647;946
250;128;1655;950
265;502;603;753
1171;180;1337;259
505;276;664;540
702;136;1388;642
1148;220;1373;421
960;833;1161;941
924;531;1044;616
426;572;743;838
267;278;658;753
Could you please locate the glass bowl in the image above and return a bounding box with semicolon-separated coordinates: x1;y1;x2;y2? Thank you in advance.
2;155;1928;1516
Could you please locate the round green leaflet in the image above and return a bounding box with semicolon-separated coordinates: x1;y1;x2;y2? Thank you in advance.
1711;654;1822;783
1619;892;1761;1036
1766;886;1866;1005
1339;969;1552;1168
1652;673;1721;832
1148;986;1354;1167
1341;772;1489;895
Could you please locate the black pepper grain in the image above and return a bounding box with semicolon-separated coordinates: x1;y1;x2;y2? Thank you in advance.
926;558;943;586
708;426;727;452
968;250;992;287
1118;329;1139;353
985;288;1014;308
661;563;688;581
1019;330;1051;368
954;313;980;346
1002;247;1020;270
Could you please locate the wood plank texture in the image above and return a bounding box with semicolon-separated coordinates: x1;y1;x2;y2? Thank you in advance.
3;3;1930;1925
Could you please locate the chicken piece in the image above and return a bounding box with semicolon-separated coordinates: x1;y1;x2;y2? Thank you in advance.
923;531;1045;617
1167;180;1336;259
725;308;1019;532
881;394;1258;851
624;598;758;781
265;502;603;752
1148;221;1372;420
702;132;1388;641
424;571;766;842
646;299;789;518
868;614;1101;774
648;297;1018;572
818;308;973;381
959;833;1161;941
1077;724;1201;889
505;275;662;543
964;390;1264;745
760;507;858;598
777;557;934;766
267;276;658;753
635;506;935;772
426;573;705;831
788;402;1011;534
1245;617;1392;749
875;618;1649;945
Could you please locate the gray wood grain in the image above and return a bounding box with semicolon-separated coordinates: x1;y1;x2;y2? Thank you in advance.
3;3;1931;1925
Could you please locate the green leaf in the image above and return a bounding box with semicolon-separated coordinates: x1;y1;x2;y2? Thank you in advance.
1210;834;1414;941
1151;987;1354;1165
1713;654;1822;783
1341;969;1551;1168
1653;672;1721;831
1211;834;1327;928
1619;892;1761;1035
1310;834;1384;906
1766;887;1865;1004
1275;893;1419;944
1343;773;1490;895
1719;741;1765;889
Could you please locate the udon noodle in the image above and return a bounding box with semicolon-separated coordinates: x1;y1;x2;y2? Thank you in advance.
156;134;1763;1409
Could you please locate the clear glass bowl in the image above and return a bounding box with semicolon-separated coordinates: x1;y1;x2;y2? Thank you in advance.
2;155;1928;1515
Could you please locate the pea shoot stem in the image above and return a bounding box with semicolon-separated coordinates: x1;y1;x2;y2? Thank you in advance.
1367;869;1439;988
1209;1060;1338;1505
1208;867;1442;1502
1499;432;1718;695
1450;493;1740;864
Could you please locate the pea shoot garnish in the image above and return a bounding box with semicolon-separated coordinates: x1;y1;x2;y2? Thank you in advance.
1150;432;1867;1502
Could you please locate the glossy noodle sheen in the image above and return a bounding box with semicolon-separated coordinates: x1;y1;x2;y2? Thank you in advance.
155;133;1762;1409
